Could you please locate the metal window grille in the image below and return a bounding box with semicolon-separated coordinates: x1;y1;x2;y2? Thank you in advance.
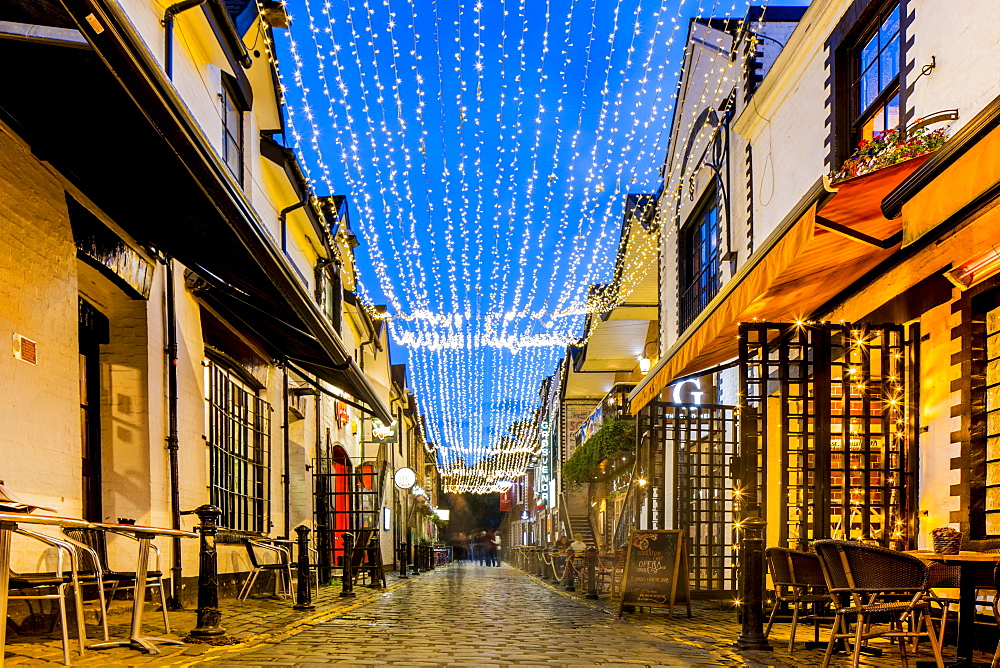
983;305;1000;534
637;401;738;597
739;322;909;549
205;360;270;533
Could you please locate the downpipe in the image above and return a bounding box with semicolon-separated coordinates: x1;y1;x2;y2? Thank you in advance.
164;256;183;607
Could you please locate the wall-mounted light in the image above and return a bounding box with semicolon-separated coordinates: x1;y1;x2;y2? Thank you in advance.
946;244;1000;290
638;340;657;375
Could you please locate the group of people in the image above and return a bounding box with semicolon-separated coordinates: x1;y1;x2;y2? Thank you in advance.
455;530;502;566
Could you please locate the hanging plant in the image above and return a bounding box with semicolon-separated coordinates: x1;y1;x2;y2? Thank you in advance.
828;124;949;183
562;419;636;484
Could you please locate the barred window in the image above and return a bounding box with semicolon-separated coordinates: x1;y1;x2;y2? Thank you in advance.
205;359;271;533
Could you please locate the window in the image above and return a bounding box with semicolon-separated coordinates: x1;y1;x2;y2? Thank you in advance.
679;192;721;332
851;4;901;145
205;358;271;532
316;264;343;334
221;81;244;183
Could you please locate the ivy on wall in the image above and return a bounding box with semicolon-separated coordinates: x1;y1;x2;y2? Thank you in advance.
562;419;636;484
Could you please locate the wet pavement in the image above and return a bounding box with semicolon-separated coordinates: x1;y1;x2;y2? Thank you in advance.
211;561;711;666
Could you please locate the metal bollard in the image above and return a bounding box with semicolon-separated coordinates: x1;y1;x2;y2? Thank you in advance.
293;525;315;611
428;544;436;570
189;505;225;637
585;547;599;599
735;516;772;650
411;542;421;575
398;541;409;579
340;532;356;598
563;550;576;591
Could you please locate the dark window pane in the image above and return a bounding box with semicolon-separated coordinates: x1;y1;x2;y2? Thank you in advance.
884;93;900;131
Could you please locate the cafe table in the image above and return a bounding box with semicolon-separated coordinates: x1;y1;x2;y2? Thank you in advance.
88;523;197;655
906;550;1000;667
0;512;92;667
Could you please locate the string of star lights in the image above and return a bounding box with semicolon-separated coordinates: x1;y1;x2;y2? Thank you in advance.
276;0;776;493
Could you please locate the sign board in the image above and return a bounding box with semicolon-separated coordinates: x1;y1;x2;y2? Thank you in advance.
617;529;691;618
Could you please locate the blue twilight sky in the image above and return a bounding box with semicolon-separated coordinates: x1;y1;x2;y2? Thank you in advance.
275;0;810;485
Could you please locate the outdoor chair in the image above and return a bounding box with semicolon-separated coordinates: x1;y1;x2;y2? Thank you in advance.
764;546;830;652
238;540;293;599
8;528;92;665
814;539;944;668
991;562;1000;668
62;526;169;633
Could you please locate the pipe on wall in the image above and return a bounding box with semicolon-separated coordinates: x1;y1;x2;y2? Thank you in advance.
164;255;183;607
161;0;207;80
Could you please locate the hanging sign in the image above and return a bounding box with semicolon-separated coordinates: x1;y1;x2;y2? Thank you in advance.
394;467;416;490
617;529;691;618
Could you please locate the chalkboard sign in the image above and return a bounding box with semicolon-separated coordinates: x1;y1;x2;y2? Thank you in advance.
617;529;691;618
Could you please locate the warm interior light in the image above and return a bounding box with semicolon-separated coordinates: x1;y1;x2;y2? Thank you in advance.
637;478;647;487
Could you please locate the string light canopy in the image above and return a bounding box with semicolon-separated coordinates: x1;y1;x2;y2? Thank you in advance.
274;0;778;493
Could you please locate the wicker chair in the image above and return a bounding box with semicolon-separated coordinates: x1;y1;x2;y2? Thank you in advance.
814;539;944;668
764;547;830;651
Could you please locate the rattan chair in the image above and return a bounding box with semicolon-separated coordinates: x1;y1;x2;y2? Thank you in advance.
814;539;944;668
764;546;830;651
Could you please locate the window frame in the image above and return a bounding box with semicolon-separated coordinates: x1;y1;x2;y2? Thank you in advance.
204;355;271;533
220;77;245;185
678;188;721;333
832;0;907;167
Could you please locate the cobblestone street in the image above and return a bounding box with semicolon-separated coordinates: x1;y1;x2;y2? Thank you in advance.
209;562;713;666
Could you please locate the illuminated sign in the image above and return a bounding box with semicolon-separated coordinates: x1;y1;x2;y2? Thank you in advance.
670;378;704;405
394;467;416;489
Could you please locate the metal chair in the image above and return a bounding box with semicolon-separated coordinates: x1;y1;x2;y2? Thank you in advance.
237;540;292;599
814;539;944;668
764;546;830;651
8;529;91;665
62;526;170;633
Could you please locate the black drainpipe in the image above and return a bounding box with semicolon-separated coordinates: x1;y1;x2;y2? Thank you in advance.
161;0;207;80
283;366;291;538
164;256;183;607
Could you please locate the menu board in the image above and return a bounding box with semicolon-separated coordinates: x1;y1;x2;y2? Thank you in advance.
617;529;691;618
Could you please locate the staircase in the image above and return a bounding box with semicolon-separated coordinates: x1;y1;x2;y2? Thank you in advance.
567;514;597;547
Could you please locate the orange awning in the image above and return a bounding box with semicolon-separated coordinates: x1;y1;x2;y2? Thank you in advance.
629;156;930;413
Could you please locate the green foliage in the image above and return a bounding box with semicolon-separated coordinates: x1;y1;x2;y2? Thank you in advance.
562;419;636;484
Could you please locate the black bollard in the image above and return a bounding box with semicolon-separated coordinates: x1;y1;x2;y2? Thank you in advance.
293;525;315;611
428;545;436;570
398;541;409;579
340;532;356;598
563;550;576;591
411;542;421;575
735;516;772;650
585;547;599;599
189;505;225;637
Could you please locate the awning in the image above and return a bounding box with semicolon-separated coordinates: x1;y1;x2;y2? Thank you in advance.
882;95;1000;247
629;156;930;413
0;2;392;422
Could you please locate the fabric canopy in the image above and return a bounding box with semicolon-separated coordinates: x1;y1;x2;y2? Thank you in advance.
629;156;929;413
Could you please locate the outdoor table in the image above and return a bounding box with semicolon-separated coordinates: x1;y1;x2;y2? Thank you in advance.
0;512;91;667
88;523;196;655
906;550;1000;667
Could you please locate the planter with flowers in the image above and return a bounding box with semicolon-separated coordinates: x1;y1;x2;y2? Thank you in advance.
828;125;949;184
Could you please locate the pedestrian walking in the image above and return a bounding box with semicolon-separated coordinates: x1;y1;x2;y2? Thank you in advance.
483;531;497;566
492;532;502;566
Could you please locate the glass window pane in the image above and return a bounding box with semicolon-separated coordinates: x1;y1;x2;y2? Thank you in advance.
861;33;879;71
880;6;900;45
884;93;900;131
861;65;880;110
880;41;899;90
